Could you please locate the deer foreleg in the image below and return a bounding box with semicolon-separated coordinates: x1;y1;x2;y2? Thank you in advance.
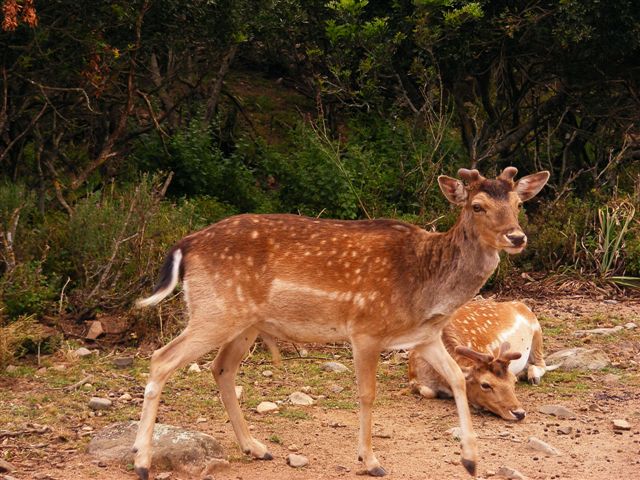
527;328;547;384
415;339;477;477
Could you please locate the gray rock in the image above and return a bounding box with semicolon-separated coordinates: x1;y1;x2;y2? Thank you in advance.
573;326;623;337
262;370;273;377
0;459;16;472
88;397;112;410
527;436;561;456
256;401;278;413
546;347;609;371
329;384;344;394
495;466;526;480
289;391;314;406
538;404;577;420
625;322;637;330
321;361;349;373
88;421;224;477
286;453;309;468
612;419;631;431
112;356;134;369
75;347;93;358
557;426;572;435
119;393;132;401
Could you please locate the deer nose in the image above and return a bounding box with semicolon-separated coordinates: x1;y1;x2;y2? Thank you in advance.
511;409;526;421
506;233;526;247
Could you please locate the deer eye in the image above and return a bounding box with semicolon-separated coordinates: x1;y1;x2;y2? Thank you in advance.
517;202;523;209
480;382;492;391
472;204;485;213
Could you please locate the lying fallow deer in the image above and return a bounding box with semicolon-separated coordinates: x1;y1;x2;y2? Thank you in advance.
132;166;549;479
408;300;549;421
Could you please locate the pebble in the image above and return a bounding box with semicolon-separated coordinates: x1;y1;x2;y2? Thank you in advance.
446;427;462;441
88;397;112;410
235;385;244;400
4;365;17;373
83;383;93;390
321;361;349;373
289;391;314;406
85;320;104;340
288;444;299;452
329;384;344;394
187;363;201;373
75;347;93;358
625;322;637;330
155;473;172;480
256;401;278;413
612;419;631;431
262;370;273;377
52;364;67;371
495;466;526;479
557;426;573;435
286;453;309;468
196;417;207;424
301;386;312;394
112;356;134;369
527;436;561;456
538;404;577;420
119;393;132;401
299;349;309;357
36;367;47;375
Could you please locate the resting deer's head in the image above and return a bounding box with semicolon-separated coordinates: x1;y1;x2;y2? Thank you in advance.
455;342;526;421
438;167;550;254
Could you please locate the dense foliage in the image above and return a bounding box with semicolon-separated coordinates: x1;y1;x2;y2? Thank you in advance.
1;1;639;337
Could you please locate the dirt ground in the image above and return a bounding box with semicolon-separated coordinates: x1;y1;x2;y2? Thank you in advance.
1;292;639;480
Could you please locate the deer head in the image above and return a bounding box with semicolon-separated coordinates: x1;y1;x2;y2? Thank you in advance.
438;167;550;254
455;342;526;421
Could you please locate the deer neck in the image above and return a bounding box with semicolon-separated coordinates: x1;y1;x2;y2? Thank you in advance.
417;211;500;317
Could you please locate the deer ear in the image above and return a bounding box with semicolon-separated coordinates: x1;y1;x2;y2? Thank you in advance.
515;171;550;201
438;176;467;205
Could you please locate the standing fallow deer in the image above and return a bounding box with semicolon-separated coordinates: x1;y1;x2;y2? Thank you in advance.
408;300;549;420
132;166;549;479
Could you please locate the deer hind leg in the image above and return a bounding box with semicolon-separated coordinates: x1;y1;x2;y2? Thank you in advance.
408;351;444;399
132;326;221;480
352;337;385;477
212;328;272;460
261;333;282;366
415;339;477;477
527;328;547;385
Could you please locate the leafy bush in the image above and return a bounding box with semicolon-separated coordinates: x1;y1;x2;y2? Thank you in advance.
0;315;49;368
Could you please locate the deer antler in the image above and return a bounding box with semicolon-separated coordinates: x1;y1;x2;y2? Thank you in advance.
455;345;493;364
498;167;518;181
496;341;522;362
458;168;481;185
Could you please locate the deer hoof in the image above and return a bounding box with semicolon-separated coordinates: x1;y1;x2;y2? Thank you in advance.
368;466;387;477
261;452;274;461
134;466;149;480
462;458;476;476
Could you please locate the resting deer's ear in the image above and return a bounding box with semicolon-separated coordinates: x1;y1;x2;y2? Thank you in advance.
438;176;467;205
515;171;550;201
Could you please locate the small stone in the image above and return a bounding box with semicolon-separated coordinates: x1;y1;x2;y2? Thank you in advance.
262;370;273;377
89;397;112;410
83;383;93;389
329;384;344;394
112;356;134;369
155;473;172;480
202;458;230;475
0;459;16;473
495;466;526;480
286;453;309;468
625;322;637;330
85;320;104;340
256;401;278;414
557;426;573;435
527;436;561;456
602;373;619;384
301;386;312;394
612;419;631;431
321;361;349;373
187;363;201;373
33;474;54;480
195;417;207;424
299;349;309;357
119;393;132;401
538;404;577;420
546;347;609;371
446;427;462;441
75;347;93;358
289;391;314;406
36;367;47;375
5;365;17;373
52;364;67;371
288;444;299;452
573;326;623;337
603;299;618;304
235;386;244;401
485;470;496;477
373;431;392;439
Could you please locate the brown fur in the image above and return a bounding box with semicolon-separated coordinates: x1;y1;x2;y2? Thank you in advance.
132;167;549;479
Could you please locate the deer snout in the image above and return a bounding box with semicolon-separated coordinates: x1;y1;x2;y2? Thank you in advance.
506;232;527;247
511;408;526;421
